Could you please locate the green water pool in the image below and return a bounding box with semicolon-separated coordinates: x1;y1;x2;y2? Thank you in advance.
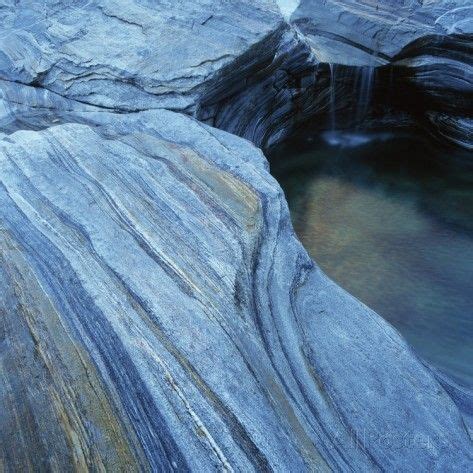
269;129;473;386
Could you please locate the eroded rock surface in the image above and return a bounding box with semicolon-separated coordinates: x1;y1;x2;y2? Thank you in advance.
289;1;472;148
0;0;322;149
1;1;473;471
0;0;282;112
389;33;473;149
292;0;472;65
1;109;472;471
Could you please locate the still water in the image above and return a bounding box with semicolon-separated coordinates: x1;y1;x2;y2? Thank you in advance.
269;129;473;387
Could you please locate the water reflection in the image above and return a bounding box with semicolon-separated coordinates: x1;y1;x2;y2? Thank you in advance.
269;129;473;386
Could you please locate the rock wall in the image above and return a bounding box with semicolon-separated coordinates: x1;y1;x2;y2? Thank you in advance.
292;0;472;65
196;24;321;148
388;33;473;149
1;1;470;149
288;0;473;148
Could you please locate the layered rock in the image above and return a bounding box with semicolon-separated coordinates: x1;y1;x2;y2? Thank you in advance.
290;0;473;148
0;0;283;112
388;33;473;148
196;24;321;148
1;1;473;471
2;109;472;471
0;0;326;149
2;1;469;150
292;0;472;65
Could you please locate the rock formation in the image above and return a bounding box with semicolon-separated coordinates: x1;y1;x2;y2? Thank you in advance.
290;0;473;148
388;33;473;149
0;0;283;111
1;0;472;471
292;0;472;65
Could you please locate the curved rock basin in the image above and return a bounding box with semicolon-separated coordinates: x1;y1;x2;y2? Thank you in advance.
269;129;473;386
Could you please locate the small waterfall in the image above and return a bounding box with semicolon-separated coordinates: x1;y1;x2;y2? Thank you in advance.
328;64;374;133
388;65;396;108
328;63;336;139
327;63;337;144
323;60;379;145
356;65;375;124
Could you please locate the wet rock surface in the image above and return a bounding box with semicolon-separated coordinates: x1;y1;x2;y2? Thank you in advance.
289;1;473;148
389;33;473;148
1;1;472;471
292;0;472;65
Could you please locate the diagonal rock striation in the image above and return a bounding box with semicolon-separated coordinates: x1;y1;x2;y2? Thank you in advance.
1;109;472;471
1;1;473;471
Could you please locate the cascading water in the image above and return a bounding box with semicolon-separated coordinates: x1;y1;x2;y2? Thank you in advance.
324;63;339;145
329;62;336;132
356;65;375;124
323;62;378;145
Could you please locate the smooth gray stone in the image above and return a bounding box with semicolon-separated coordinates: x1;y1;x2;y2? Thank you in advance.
0;0;283;112
0;77;102;133
1;1;472;470
1;109;472;471
292;0;473;65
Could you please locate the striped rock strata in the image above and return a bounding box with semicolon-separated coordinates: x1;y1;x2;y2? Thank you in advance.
388;33;473;149
0;0;283;112
290;0;473;148
1;1;470;150
1;109;472;471
0;0;322;149
1;0;473;471
291;0;472;65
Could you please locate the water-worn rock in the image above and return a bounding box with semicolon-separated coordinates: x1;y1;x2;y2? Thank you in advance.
290;0;473;148
292;0;473;65
1;109;472;471
0;0;282;112
1;1;473;471
388;33;473;148
196;24;321;148
0;0;323;149
2;1;469;150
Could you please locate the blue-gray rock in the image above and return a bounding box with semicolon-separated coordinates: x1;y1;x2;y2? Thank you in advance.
292;0;472;65
0;0;282;112
1;109;472;471
389;33;473;148
288;1;473;148
1;1;473;471
0;0;318;149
